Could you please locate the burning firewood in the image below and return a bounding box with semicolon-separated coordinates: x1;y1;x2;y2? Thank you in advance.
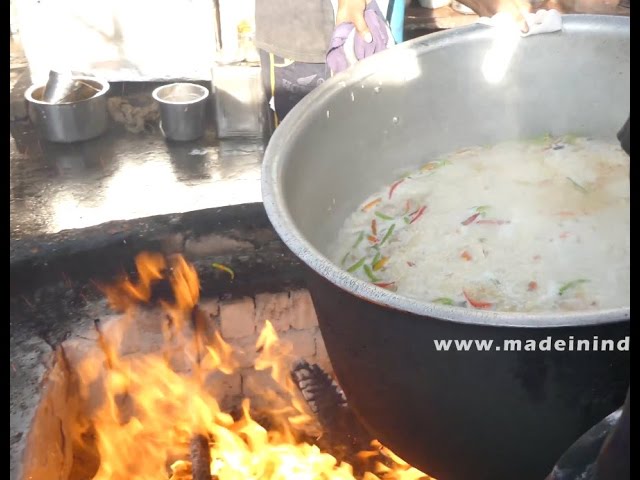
66;253;430;480
93;318;115;370
189;434;212;480
290;360;374;465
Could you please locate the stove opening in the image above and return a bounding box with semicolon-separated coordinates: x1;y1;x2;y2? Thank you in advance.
20;252;431;480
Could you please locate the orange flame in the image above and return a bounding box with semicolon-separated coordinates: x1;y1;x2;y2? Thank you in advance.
71;253;432;480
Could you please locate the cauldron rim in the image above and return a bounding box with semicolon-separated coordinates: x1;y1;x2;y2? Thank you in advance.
262;15;630;329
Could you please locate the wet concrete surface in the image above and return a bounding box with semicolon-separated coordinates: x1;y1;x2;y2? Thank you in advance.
10;118;265;240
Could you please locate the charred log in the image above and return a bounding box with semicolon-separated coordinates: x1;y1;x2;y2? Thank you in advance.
190;434;212;480
290;360;373;464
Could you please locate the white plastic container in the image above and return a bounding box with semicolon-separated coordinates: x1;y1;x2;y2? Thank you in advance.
211;63;266;138
451;0;476;14
418;0;452;8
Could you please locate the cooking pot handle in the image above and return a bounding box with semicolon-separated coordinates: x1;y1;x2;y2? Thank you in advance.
617;116;630;156
544;389;629;480
594;389;630;479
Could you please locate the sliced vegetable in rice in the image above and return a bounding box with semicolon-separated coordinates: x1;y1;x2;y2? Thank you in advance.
461;212;481;226
558;279;590;296
463;290;493;310
375;211;394;221
373;256;389;271
330;136;628;313
347;257;366;273
374;281;397;291
409;206;427;224
531;133;552;145
566;177;588;194
351;231;365;249
361;197;382;212
433;297;455;306
379;224;395;246
363;264;380;282
421;159;449;172
388;179;405;199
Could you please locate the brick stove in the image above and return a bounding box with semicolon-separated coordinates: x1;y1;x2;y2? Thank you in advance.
18;288;332;480
10;203;422;480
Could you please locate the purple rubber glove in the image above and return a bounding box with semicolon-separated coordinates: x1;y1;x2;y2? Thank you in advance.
327;1;392;75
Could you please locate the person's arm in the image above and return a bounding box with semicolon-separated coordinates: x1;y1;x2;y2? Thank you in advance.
337;0;552;37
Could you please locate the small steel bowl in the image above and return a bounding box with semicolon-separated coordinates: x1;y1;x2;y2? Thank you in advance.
24;76;110;143
152;82;209;142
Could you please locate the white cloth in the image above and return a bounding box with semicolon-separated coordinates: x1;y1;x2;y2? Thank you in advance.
478;9;563;37
340;21;396;68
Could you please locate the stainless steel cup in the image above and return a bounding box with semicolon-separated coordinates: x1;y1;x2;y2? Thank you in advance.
152;83;209;142
24;76;110;143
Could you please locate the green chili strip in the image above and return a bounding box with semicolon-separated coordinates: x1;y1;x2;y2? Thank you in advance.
341;251;351;266
433;297;455;306
363;264;381;282
474;205;491;214
379;224;395;246
347;257;366;273
422;159;449;171
532;133;552;145
352;231;365;249
371;251;381;267
567;177;588;194
403;216;411;224
559;279;590;296
375;211;394;221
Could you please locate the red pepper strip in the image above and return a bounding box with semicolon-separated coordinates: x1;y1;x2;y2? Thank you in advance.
403;200;412;215
374;281;397;291
362;197;382;212
367;234;378;244
463;290;493;309
371;219;378;236
461;212;481;226
410;206;427;224
528;281;538;291
476;219;510;225
388;179;405;199
460;250;473;261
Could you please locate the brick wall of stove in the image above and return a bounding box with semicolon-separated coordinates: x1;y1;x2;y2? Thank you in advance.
63;288;332;411
199;289;333;408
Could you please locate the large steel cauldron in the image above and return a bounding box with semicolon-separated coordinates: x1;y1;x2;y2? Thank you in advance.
262;15;630;480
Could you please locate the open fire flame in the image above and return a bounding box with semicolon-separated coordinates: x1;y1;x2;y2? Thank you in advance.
70;253;430;480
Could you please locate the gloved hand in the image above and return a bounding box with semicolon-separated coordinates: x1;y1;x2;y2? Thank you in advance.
326;0;394;75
